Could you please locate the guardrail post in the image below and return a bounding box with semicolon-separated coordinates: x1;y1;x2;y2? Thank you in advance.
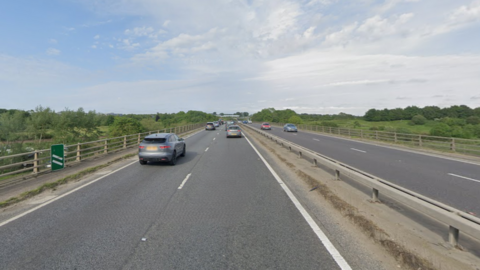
372;188;379;202
449;226;459;246
348;129;351;137
419;135;423;147
337;128;340;135
76;143;81;162
123;136;127;149
138;133;141;144
104;140;108;154
335;169;340;181
322;126;325;133
33;150;39;173
394;132;397;143
329;127;332;133
375;131;379;140
360;130;363;138
450;138;456;151
316;126;318;132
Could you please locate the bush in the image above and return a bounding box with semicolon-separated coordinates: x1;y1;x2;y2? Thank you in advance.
430;123;452;137
410;115;427;125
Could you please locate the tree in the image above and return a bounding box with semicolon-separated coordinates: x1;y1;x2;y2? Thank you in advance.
26;105;55;143
109;117;145;137
287;115;303;125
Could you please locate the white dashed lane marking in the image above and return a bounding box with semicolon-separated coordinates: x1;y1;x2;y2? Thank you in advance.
448;173;480;183
351;148;366;153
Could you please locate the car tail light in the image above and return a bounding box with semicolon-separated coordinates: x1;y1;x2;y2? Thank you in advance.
159;146;171;149
139;146;145;149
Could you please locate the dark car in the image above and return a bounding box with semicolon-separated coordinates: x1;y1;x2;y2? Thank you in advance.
206;122;216;130
226;125;242;138
261;122;271;130
138;133;186;165
283;123;298;132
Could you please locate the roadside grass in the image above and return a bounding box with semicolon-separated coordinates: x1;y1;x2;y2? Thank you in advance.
0;153;137;209
304;119;433;134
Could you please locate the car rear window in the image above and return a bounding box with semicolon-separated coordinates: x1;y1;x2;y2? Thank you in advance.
263;123;270;125
143;138;167;143
228;126;240;130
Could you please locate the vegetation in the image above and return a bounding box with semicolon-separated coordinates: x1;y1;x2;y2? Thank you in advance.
251;105;480;139
0;106;217;157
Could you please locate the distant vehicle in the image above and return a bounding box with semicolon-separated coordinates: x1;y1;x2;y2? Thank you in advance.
261;122;271;130
283;123;298;132
225;121;235;130
213;121;220;127
138;133;185;165
226;125;242;138
248;120;252;124
242;120;248;124
205;122;216;130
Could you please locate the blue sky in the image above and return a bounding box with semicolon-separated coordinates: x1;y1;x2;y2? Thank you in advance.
1;0;480;115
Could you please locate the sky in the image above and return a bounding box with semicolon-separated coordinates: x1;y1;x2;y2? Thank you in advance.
1;0;480;116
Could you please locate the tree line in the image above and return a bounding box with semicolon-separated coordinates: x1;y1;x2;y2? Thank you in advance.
0;106;217;154
363;105;480;122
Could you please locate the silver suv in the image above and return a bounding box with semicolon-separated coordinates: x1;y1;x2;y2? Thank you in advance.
138;133;186;165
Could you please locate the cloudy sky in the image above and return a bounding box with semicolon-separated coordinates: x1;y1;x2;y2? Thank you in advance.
1;0;480;116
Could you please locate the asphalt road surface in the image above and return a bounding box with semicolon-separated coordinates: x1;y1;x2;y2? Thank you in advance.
0;128;353;270
249;124;480;216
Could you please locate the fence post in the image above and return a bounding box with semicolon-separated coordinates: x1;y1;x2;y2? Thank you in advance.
123;136;127;149
360;130;364;139
375;131;379;140
76;143;81;162
450;138;456;151
104;140;108;154
337;128;340;135
372;188;379;202
329;127;332;133
449;226;459;246
394;132;397;143
322;126;325;133
33;150;39;174
419;135;423;147
348;128;351;137
138;133;141;144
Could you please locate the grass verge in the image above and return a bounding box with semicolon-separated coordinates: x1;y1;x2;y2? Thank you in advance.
0;153;137;209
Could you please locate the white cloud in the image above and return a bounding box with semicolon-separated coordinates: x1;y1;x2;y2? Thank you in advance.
46;48;61;55
94;34;100;39
163;20;171;27
49;39;58;44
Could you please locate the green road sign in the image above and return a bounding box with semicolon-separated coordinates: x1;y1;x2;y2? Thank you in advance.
51;144;65;171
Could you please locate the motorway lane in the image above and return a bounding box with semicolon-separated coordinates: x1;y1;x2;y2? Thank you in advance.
249;124;480;215
0;128;344;270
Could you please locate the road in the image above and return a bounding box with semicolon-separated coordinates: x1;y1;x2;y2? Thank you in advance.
0;128;358;270
249;124;480;216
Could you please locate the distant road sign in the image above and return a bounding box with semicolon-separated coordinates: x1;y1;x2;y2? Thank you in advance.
51;144;65;171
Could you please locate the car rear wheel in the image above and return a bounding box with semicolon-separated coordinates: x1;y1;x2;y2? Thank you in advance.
169;151;177;166
180;145;186;157
139;160;147;165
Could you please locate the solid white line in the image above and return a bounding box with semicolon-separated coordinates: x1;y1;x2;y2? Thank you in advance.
243;135;352;270
351;148;366;153
448;173;480;183
178;173;192;189
313;138;320;141
205;147;209;152
0;160;138;228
